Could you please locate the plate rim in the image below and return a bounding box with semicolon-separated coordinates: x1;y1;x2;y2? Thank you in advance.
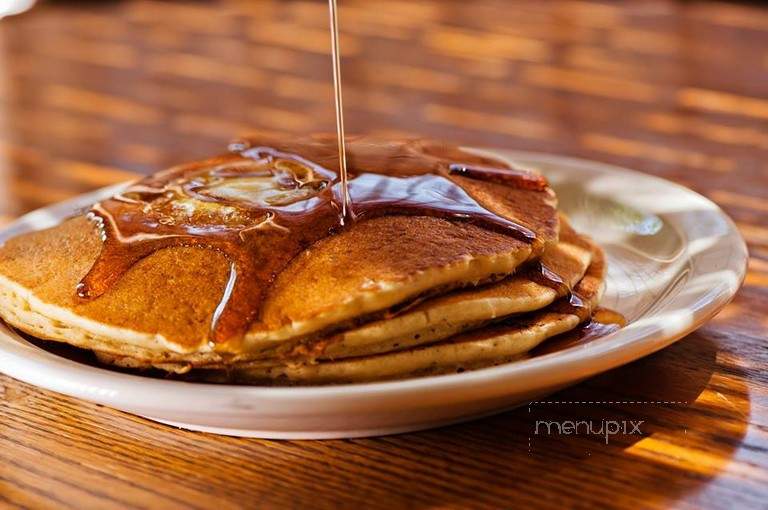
0;150;748;409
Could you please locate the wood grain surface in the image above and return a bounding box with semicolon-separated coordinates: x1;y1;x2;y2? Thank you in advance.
0;1;767;508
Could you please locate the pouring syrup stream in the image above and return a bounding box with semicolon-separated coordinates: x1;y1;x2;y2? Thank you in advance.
327;0;351;223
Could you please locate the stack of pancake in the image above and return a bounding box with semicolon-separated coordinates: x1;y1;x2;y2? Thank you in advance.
0;135;611;384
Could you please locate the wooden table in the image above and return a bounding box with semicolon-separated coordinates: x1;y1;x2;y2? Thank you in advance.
0;1;766;508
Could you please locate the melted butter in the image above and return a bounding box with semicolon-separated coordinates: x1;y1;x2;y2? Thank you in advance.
77;137;548;344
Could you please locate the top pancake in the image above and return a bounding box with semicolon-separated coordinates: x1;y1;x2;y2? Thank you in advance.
312;216;593;360
205;241;606;385
0;136;558;355
89;215;592;374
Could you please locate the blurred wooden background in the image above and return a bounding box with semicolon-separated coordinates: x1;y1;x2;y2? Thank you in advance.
0;1;767;508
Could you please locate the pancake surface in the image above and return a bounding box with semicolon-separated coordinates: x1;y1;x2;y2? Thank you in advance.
0;135;561;366
193;239;607;384
91;216;595;373
314;217;593;360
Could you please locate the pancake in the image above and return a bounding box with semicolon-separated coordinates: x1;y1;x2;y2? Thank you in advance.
0;135;559;363
313;217;593;360
191;242;606;384
91;217;593;373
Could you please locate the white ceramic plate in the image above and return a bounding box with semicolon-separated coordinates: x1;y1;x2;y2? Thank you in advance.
0;150;747;439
